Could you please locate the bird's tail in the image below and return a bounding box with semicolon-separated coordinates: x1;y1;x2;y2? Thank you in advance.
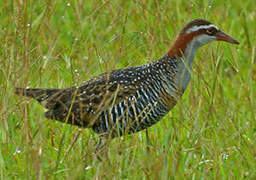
15;87;61;108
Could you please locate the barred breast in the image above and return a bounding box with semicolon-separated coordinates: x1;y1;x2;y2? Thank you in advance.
92;55;179;136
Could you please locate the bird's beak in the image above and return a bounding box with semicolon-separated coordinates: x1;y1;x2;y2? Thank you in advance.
216;31;239;44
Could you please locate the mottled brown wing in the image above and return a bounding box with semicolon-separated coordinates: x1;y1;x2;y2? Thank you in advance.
44;66;148;127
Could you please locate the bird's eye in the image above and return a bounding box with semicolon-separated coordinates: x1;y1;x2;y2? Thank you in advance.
206;27;217;35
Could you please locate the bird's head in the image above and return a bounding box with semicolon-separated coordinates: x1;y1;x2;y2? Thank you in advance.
168;19;239;58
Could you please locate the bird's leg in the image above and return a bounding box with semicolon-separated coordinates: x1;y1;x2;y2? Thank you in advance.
94;135;109;161
145;129;151;151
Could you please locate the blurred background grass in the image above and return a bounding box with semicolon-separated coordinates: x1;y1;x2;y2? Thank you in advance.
0;0;255;179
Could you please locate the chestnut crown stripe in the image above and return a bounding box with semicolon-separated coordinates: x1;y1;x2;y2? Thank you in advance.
185;24;219;34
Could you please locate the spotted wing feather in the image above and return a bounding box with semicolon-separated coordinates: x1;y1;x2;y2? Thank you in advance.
15;66;149;128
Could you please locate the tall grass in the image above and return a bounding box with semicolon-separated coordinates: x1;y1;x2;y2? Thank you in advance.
0;0;255;179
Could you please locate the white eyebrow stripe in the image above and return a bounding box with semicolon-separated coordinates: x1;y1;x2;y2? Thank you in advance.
186;24;219;34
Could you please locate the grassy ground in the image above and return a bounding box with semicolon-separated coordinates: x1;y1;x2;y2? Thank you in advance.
1;0;255;179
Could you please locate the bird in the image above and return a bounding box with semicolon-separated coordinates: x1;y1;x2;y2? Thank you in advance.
15;19;239;155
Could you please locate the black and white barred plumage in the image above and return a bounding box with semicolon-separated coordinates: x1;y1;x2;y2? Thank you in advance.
92;55;179;136
16;54;179;138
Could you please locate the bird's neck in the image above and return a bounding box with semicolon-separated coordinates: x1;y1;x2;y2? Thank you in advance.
167;35;202;92
168;33;201;67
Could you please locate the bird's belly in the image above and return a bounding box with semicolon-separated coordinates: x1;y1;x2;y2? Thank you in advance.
92;88;171;136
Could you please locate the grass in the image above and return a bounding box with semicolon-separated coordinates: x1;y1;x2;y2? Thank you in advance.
0;0;255;179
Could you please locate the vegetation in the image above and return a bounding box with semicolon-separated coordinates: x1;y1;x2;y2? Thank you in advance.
0;0;255;179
